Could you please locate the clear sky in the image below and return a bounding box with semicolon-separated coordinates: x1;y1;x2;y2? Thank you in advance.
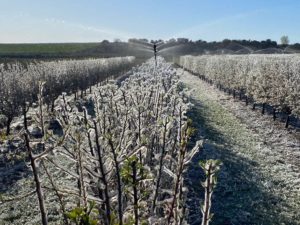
1;0;299;43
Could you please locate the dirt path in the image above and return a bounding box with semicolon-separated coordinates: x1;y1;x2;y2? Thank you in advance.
179;69;300;225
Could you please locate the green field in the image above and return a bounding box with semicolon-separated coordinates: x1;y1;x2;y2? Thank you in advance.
0;42;154;62
0;43;100;56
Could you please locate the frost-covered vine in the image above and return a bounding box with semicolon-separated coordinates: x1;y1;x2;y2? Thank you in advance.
0;57;135;135
179;54;300;126
0;57;214;225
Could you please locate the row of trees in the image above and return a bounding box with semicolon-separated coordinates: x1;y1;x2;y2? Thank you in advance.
0;57;136;135
179;54;300;126
2;57;220;225
129;36;290;47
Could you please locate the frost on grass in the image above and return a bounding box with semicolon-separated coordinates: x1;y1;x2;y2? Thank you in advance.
180;68;300;225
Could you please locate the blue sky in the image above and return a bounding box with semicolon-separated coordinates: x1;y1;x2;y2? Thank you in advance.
0;0;299;43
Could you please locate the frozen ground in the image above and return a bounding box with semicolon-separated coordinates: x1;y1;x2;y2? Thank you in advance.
179;68;300;225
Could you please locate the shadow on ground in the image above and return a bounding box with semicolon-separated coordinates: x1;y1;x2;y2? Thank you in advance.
0;155;31;193
184;99;295;225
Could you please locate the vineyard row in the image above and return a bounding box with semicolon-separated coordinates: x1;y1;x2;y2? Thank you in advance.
1;57;219;225
179;54;300;127
0;56;136;135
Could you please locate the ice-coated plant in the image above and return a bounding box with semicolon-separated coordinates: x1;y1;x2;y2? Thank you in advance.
199;160;222;225
1;57;219;225
179;54;300;127
0;56;135;135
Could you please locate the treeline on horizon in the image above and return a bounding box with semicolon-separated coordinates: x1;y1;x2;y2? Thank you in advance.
130;36;300;49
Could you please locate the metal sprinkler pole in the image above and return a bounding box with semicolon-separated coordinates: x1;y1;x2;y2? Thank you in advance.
153;43;157;66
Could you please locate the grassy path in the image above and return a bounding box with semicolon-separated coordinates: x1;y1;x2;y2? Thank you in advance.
179;69;300;225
